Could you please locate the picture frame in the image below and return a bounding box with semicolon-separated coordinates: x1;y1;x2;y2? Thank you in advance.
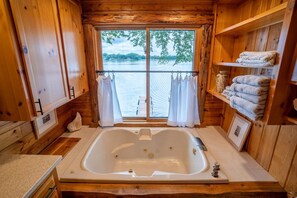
227;113;252;151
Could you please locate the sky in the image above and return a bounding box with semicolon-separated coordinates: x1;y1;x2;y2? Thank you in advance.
101;31;176;56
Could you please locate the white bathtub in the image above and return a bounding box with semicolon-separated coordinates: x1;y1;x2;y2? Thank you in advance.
62;128;228;183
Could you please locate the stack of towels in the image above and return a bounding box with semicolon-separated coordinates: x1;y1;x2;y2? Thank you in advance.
222;75;270;121
236;51;277;67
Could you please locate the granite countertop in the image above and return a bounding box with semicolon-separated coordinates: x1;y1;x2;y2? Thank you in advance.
0;154;62;198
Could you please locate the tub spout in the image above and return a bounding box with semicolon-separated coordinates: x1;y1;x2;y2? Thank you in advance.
139;129;152;140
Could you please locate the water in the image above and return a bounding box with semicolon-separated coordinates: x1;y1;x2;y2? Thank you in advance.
103;59;192;117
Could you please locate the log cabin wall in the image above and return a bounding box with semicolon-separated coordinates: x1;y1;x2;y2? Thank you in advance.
81;0;223;126
212;0;297;193
0;92;92;154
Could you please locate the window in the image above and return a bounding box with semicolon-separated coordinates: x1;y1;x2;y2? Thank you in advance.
101;29;196;120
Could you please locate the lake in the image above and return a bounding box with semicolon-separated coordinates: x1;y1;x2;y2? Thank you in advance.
103;59;193;117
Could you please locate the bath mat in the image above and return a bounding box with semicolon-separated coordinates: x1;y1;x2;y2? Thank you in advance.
40;137;81;158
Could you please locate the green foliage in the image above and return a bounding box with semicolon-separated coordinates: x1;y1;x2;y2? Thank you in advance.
101;30;194;65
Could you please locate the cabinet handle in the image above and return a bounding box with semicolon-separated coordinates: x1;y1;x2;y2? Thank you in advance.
70;86;75;99
34;98;43;115
45;186;57;198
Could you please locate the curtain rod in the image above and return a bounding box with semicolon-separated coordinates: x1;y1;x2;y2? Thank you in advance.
96;70;199;74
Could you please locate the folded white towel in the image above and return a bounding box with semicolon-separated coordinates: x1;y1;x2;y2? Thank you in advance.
232;75;270;87
236;58;275;67
230;83;269;96
230;103;264;121
239;51;277;61
234;92;267;104
222;89;233;99
230;96;265;114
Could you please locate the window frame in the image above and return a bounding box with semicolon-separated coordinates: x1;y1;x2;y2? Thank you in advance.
97;26;200;122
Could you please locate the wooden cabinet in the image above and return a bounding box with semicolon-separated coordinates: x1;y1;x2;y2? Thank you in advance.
0;0;34;120
32;169;61;198
57;0;89;99
9;0;69;116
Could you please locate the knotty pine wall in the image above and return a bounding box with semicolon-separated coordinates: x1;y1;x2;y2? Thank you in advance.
0;92;92;154
217;0;297;193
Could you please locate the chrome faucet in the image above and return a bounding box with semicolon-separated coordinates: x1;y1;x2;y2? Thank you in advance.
211;162;220;178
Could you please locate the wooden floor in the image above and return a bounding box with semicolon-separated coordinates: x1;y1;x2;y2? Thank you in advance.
40;137;80;158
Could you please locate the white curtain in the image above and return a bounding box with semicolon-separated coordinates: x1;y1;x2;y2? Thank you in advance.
167;75;200;127
97;74;123;127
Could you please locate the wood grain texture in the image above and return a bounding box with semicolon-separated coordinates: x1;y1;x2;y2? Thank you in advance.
83;13;214;26
60;182;286;198
247;121;265;159
0;0;33;121
40;137;80;157
83;24;99;127
264;0;297;124
23;101;74;154
285;147;297;192
9;0;70;115
269;125;297;187
69;91;93;125
256;125;281;170
58;0;89;99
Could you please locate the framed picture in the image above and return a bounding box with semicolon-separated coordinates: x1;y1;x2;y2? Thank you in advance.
227;113;252;151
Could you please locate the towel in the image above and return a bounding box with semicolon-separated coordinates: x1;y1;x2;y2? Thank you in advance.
234;92;267;104
232;75;270;87
239;51;277;61
230;103;264;121
230;83;269;96
236;58;275;67
222;89;233;100
230;96;265;114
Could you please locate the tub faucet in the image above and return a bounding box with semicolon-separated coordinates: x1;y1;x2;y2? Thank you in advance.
211;162;220;178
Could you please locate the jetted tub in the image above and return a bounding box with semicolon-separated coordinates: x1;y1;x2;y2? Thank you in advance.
62;128;228;183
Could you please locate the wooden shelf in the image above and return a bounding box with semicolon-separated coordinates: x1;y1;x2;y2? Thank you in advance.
213;62;275;69
284;116;297;124
208;89;230;104
290;81;297;85
216;2;287;36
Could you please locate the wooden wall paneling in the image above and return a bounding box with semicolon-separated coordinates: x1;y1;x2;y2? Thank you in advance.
202;94;224;126
198;25;212;123
265;0;297;124
24;101;74;154
82;13;214;26
0;122;36;154
265;23;282;51
247;121;265;159
81;2;214;13
83;24;99;127
69;92;92;125
58;0;89;98
285;146;297;192
269;125;297;187
221;104;236;132
256;125;281;170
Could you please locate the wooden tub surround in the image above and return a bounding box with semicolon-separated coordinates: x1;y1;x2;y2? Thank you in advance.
54;127;286;197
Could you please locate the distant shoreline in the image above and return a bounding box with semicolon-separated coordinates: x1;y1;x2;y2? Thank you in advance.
103;53;176;61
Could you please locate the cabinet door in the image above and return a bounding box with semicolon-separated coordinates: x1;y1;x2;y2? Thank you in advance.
9;0;69;115
0;0;33;121
58;0;89;99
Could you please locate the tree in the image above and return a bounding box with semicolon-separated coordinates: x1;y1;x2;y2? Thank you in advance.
101;30;194;65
